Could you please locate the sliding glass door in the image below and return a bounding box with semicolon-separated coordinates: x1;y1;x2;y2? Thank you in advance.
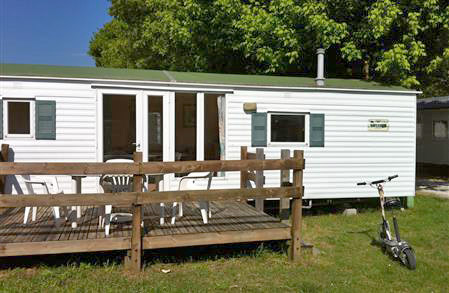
103;94;136;161
99;90;225;189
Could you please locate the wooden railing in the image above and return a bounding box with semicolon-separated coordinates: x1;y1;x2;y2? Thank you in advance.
0;147;305;271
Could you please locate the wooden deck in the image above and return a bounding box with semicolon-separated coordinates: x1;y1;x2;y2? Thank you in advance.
0;201;290;257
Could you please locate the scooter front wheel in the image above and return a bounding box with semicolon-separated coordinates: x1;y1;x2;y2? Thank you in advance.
400;248;416;270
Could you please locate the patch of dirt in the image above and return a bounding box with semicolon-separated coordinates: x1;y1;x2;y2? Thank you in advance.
0;271;10;279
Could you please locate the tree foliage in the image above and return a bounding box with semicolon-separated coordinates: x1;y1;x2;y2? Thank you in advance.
89;0;449;96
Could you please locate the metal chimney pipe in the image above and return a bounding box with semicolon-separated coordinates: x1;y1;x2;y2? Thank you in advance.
316;48;325;86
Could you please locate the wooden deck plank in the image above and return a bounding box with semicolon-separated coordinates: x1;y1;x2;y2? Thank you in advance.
11;208;33;243
68;208;83;241
143;227;291;250
0;208;18;243
206;202;242;232
95;206;104;240
0;208;23;243
88;206;101;240
235;201;285;229
30;206;54;242
0;237;131;257
172;202;208;235
219;201;256;230
77;206;92;240
227;202;266;231
21;207;49;243
180;202;217;234
168;203;190;235
58;208;74;241
210;201;252;233
232;201;273;229
143;204;166;239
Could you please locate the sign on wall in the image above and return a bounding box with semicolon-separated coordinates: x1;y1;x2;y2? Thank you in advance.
368;119;389;131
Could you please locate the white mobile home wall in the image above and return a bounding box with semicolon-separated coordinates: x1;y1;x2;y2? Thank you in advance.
0;80;99;194
1;79;417;199
220;90;417;199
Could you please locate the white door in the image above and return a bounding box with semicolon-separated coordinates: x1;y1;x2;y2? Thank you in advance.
143;91;172;191
99;90;144;162
98;90;173;188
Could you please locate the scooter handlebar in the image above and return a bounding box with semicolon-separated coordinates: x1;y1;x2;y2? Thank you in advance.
356;175;398;186
388;174;399;181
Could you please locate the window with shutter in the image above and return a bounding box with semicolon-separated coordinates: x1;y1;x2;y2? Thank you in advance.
35;100;56;140
251;112;267;147
2;99;34;139
267;112;309;146
310;113;325;147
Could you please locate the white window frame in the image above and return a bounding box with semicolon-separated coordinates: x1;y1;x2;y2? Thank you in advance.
267;112;309;147
3;99;35;139
432;120;448;140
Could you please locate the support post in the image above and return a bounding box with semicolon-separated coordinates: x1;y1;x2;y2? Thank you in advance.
406;197;414;209
279;149;291;222
128;152;143;272
255;148;264;211
0;144;9;194
240;146;248;189
289;150;303;262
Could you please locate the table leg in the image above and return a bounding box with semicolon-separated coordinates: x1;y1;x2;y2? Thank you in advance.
71;177;82;228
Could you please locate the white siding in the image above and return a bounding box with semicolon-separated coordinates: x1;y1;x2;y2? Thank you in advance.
0;80;99;194
218;90;417;199
416;109;449;165
1;78;417;200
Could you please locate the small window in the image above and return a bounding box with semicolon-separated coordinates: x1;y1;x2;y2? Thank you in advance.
269;113;308;144
433;120;448;139
4;100;34;138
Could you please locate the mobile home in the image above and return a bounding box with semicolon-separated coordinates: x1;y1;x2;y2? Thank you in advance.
0;63;418;204
417;96;449;176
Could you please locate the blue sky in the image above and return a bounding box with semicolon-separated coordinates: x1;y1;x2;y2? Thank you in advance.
0;0;111;66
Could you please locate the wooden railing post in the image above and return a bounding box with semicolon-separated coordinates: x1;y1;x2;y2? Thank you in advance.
279;149;291;222
129;152;143;272
0;144;9;194
255;148;264;211
240;146;248;189
289;150;303;262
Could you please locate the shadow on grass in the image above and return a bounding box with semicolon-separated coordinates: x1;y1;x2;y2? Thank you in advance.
346;226;413;270
143;240;288;265
0;251;125;270
0;241;288;270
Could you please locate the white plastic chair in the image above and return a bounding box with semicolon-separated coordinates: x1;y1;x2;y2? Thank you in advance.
171;172;213;224
23;176;67;225
99;159;134;236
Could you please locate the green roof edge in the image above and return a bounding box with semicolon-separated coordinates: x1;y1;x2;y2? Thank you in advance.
1;63;410;92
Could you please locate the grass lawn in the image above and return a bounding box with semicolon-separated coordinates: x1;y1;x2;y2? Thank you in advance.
1;194;448;292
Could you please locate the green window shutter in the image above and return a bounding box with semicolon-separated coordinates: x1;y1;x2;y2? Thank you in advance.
310;113;325;147
0;100;3;139
251;112;267;147
35;100;56;140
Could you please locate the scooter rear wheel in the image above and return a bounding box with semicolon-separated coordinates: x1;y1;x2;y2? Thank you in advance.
401;248;416;270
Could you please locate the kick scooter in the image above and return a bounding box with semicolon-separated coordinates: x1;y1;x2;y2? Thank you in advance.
357;175;416;270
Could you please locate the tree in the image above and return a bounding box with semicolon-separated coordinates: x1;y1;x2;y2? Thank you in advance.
89;0;247;73
89;0;449;96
